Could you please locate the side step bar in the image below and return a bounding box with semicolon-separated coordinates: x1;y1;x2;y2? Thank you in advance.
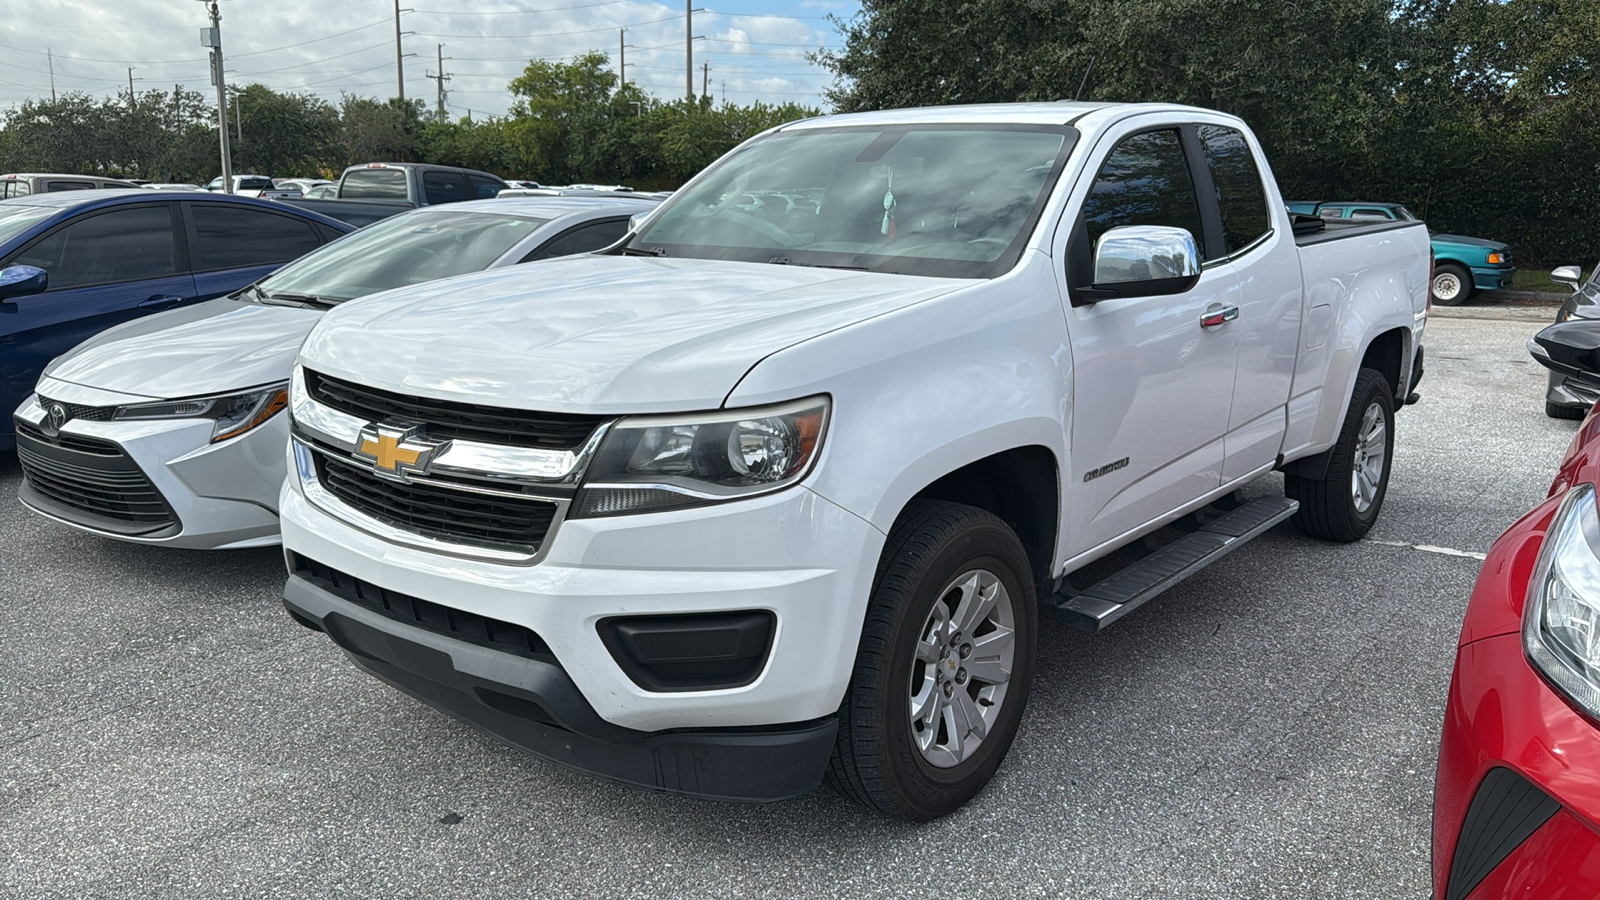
1054;496;1299;633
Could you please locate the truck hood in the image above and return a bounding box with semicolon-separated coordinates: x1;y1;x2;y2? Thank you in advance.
299;256;965;413
44;298;323;400
1432;233;1510;252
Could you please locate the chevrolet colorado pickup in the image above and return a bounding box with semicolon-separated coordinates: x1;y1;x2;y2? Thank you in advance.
277;102;1430;819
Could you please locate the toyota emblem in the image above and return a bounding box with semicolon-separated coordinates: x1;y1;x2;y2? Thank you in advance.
40;402;69;438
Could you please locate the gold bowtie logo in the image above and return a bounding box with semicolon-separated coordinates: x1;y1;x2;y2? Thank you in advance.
353;424;444;481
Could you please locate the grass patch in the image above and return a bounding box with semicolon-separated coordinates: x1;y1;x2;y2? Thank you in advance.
1510;268;1556;290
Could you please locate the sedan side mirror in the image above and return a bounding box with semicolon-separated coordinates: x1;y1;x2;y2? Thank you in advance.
1074;225;1201;305
1529;319;1600;381
0;264;47;300
1552;265;1584;291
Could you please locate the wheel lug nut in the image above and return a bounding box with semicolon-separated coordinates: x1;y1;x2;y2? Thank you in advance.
956;668;968;684
942;682;954;697
960;643;972;659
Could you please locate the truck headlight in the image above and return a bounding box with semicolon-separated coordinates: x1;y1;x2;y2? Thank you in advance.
1525;483;1600;716
1487;252;1506;265
572;396;829;517
113;383;289;443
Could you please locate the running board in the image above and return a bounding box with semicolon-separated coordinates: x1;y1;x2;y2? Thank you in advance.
1054;497;1299;633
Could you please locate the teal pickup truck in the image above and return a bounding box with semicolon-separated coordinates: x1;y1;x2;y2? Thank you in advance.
1286;201;1514;305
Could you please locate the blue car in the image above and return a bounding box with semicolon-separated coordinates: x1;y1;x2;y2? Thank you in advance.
0;190;352;451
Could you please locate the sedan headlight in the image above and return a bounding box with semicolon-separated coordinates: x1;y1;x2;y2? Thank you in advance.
1525;483;1600;715
572;396;829;518
113;382;289;444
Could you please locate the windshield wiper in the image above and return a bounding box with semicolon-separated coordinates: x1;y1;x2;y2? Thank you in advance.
262;290;340;309
768;257;873;272
622;245;667;257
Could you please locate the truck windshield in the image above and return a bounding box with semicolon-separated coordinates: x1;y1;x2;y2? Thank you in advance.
257;209;550;303
629;124;1076;278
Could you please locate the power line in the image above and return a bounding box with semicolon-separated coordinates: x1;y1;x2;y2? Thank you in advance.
229;17;393;59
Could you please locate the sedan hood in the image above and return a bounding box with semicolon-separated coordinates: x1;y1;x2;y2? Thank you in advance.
44;298;323;399
299;256;964;413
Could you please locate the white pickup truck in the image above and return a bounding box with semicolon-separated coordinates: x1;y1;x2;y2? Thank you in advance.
278;102;1429;819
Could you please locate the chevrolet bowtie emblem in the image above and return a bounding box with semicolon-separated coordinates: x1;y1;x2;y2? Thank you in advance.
353;424;446;482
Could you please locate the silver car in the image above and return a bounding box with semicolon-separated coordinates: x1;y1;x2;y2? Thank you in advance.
13;195;657;548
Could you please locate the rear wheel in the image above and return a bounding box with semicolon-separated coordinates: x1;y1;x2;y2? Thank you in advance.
1431;263;1474;306
1287;367;1395;542
827;500;1037;820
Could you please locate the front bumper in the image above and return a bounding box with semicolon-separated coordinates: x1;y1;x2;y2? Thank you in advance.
1547;369;1600;412
13;387;285;549
282;571;839;802
1470;265;1516;293
1434;632;1600;898
278;478;884;734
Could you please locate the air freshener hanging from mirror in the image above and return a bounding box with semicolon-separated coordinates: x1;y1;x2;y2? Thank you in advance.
881;169;895;237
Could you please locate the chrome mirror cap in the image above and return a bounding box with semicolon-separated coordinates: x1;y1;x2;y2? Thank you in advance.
1093;225;1200;285
1553;265;1584;291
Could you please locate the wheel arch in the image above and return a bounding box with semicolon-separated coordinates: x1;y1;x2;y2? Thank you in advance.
1360;325;1412;405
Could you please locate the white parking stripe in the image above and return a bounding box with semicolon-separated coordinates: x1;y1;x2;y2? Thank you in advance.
1365;538;1488;561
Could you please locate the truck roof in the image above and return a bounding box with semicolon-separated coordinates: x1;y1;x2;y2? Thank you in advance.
777;101;1240;131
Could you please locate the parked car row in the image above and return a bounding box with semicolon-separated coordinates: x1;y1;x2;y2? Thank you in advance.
4;102;1597;898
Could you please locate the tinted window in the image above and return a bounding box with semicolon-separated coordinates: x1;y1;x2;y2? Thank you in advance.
1197;124;1271;254
468;175;503;199
340;168;408;199
191;204;321;270
1081;129;1204;256
423;172;469;205
1349;208;1394;220
1;180;30;198
45;181;96;192
13;205;177;289
1320;207;1346;218
523;218;629;262
236;176;275;192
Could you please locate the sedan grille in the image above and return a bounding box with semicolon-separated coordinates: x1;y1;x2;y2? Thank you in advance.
16;431;178;535
303;369;603;450
313;450;557;553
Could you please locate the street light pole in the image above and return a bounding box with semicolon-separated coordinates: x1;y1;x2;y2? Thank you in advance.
394;0;405;102
198;0;232;193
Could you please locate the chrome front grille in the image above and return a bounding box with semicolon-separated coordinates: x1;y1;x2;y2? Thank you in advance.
303;369;603;450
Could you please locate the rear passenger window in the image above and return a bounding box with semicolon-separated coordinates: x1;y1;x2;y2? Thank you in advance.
14;205;177;289
45;181;96;192
1197;124;1271;254
468;175;503;199
1081;129;1205;257
191;205;321;270
423;173;469;205
522;219;629;262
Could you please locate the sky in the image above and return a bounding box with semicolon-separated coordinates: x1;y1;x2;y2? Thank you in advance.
0;0;861;118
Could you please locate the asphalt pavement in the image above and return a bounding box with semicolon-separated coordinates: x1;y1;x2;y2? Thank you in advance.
0;308;1577;898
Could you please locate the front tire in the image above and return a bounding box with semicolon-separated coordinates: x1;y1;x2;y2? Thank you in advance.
827;500;1037;820
1431;263;1474;306
1287;367;1395;542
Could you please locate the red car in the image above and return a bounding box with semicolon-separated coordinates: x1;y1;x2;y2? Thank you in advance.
1434;320;1600;898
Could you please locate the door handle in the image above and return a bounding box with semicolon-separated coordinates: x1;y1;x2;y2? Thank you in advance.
139;295;183;311
1200;305;1239;328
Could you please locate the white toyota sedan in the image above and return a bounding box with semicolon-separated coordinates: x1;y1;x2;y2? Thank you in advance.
12;195;657;549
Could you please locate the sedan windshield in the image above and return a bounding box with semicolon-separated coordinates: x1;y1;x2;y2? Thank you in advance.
629;124;1075;278
0;203;57;246
259;208;550;303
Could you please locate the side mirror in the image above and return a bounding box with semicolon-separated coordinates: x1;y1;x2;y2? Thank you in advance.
1075;226;1201;304
1529;319;1600;381
1552;265;1584;291
0;265;47;300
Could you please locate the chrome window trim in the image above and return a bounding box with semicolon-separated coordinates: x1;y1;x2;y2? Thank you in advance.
1200;228;1274;269
293;439;564;566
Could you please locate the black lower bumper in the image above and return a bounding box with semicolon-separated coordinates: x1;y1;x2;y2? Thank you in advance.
282;573;837;803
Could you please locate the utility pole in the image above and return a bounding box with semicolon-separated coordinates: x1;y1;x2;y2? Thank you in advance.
424;43;450;122
47;50;55;102
618;28;626;88
198;1;232;193
685;0;693;100
234;89;241;142
127;67;135;107
394;0;405;102
702;61;709;100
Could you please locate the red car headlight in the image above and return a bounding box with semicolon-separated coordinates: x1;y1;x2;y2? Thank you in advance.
1525;483;1600;715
